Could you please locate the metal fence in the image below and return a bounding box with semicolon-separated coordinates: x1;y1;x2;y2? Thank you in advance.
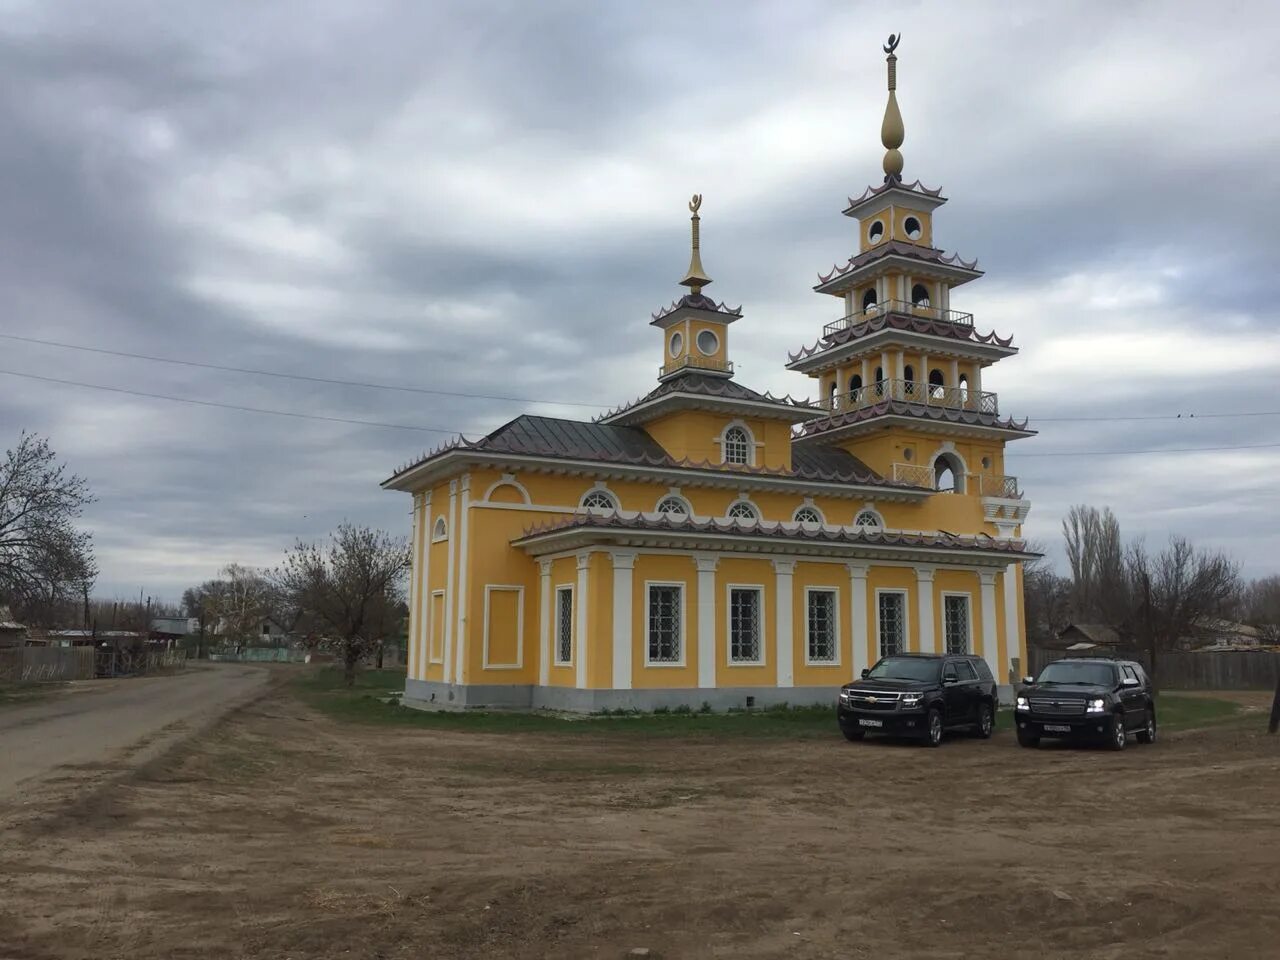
1029;645;1280;690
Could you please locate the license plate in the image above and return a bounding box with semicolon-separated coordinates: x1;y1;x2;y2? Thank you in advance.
858;719;883;728
1044;724;1072;733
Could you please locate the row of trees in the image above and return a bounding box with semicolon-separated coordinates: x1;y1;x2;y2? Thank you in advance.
1024;505;1275;679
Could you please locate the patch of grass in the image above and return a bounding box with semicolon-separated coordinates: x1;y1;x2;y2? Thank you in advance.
1155;694;1243;731
0;680;67;709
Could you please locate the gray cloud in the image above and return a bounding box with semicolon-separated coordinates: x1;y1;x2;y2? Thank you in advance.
1;0;1278;600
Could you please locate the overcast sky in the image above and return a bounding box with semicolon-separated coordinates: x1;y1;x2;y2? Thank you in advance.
2;0;1278;600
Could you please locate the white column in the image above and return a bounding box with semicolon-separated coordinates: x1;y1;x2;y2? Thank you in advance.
940;283;950;313
442;479;458;685
880;350;890;384
1002;563;1022;685
538;559;552;687
895;350;905;396
575;552;591;689
453;474;471;686
980;571;999;682
847;563;869;680
611;551;636;690
919;352;930;402
416;492;432;680
915;566;936;654
973;363;983;396
695;555;718;688
407;494;423;681
860;357;870;391
773;560;795;687
949;358;960;390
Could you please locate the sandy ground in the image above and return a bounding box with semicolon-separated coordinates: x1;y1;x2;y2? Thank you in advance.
0;682;1277;960
0;663;268;802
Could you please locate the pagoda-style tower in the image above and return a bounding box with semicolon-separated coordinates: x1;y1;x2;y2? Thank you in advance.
787;34;1033;538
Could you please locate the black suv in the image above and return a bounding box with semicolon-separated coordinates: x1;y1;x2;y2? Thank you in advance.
1015;658;1156;750
837;653;998;747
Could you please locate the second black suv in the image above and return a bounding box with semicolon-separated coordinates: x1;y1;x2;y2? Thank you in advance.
837;653;998;747
1015;658;1156;750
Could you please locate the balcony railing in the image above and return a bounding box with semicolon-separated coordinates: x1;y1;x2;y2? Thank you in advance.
816;378;998;417
659;355;735;378
824;299;974;339
893;463;1021;498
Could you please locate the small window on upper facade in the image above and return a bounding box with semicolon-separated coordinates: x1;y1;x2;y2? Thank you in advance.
862;289;878;312
904;216;922;240
727;500;759;521
581;489;618;511
854;509;883;531
722;426;751;465
656;497;688;517
669;332;683;358
696;329;719;355
793;506;823;525
433;517;448;540
934;456;963;494
868;220;885;244
911;283;931;307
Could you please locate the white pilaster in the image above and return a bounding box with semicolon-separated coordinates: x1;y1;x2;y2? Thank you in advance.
453;474;471;686
1002;563;1022;684
695;555;718;688
949;358;960;389
442;480;458;684
538;558;552;687
847;563;869;680
416;492;432;680
980;571;999;681
773;560;796;687
973;363;983;396
611;551;637;690
575;552;591;689
920;352;930;398
915;566;936;654
860;357;870;391
880;350;890;385
407;494;423;681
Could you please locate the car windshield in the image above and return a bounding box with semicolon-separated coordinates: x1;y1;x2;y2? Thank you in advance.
866;657;940;682
1035;661;1116;686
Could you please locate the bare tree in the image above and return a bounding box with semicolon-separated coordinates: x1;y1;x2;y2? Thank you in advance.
1128;536;1239;687
0;432;97;625
182;580;227;658
272;523;409;686
1062;505;1128;625
1022;545;1073;644
1240;575;1280;643
208;564;272;651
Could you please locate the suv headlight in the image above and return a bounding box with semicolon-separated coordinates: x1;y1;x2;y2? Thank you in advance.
901;692;924;706
1015;696;1029;711
1086;698;1106;713
839;689;852;699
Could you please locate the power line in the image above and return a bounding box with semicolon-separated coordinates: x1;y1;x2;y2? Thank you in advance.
0;369;460;434
4;367;1279;460
0;331;606;408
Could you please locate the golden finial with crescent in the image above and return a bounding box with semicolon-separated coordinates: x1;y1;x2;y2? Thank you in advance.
679;193;711;294
689;194;702;215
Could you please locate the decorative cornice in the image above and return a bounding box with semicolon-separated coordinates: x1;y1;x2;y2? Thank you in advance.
815;240;980;288
650;293;743;324
787;313;1014;366
796;400;1033;439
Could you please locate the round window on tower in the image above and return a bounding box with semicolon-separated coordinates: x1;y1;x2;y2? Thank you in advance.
696;329;719;356
669;332;683;358
904;216;922;240
868;220;885;244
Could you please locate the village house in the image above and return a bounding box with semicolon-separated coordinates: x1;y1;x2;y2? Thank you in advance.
383;38;1036;711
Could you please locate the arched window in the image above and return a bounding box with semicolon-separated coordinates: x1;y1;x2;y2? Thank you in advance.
862;289;878;313
827;380;837;408
928;368;945;400
958;373;970;406
581;489;618;511
904;216;923;240
656;496;689;517
903;364;915;383
793;505;823;525
874;366;885;398
432;517;448;540
722;426;751;465
933;454;965;494
911;283;931;307
726;500;759;521
854;509;884;531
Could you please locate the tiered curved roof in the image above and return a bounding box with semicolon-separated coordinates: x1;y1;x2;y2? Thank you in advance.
796;399;1033;440
597;371;817;425
650;292;742;325
817;240;980;287
787;312;1015;366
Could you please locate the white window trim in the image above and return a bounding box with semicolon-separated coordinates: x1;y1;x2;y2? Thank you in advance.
553;584;574;666
853;506;885;530
431;516;448;542
804;586;841;666
482;585;525;670
428;589;446;663
724;583;766;667
481;472;531;505
669;331;683;358
713;419;761;467
792;499;825;525
579;481;619;512
941;591;973;656
695;328;720;356
875;587;910;659
725;495;761;522
928;442;969;495
653;492;694;516
644;580;687;668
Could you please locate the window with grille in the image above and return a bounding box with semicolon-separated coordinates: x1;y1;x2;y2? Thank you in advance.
727;500;759;521
944;594;970;655
793;506;823;524
728;587;762;663
555;587;573;664
656;497;688;516
581;489;617;511
878;591;906;657
722;426;751;465
854;509;883;530
807;589;838;663
647;584;682;663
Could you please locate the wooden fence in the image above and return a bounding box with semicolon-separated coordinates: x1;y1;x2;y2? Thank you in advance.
0;646;95;683
1029;646;1280;690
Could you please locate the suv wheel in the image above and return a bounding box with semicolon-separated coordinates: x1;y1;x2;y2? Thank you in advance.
973;701;994;739
1016;727;1039;748
841;725;865;742
924;708;944;747
1137;711;1157;745
1108;712;1127;751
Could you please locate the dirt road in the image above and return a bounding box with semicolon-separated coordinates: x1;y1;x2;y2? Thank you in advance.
1;685;1277;959
0;663;267;801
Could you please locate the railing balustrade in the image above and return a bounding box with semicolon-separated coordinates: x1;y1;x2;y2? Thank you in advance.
892;462;934;488
891;463;1021;499
816;378;998;417
974;474;1021;499
659;355;735;378
823;299;974;339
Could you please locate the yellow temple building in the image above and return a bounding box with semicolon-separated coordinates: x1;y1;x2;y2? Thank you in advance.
383;35;1036;711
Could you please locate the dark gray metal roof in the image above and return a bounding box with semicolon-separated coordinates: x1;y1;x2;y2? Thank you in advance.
478;415;675;463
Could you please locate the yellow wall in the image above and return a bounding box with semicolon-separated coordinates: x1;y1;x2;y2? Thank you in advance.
715;558;776;688
643;410;793;471
631;554;697;689
791;562;849;687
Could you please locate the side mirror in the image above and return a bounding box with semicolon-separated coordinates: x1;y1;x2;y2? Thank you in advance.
1121;676;1140;687
860;669;870;679
1021;676;1035;686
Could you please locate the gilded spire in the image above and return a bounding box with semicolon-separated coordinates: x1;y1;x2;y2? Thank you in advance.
880;33;904;182
679;194;712;295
